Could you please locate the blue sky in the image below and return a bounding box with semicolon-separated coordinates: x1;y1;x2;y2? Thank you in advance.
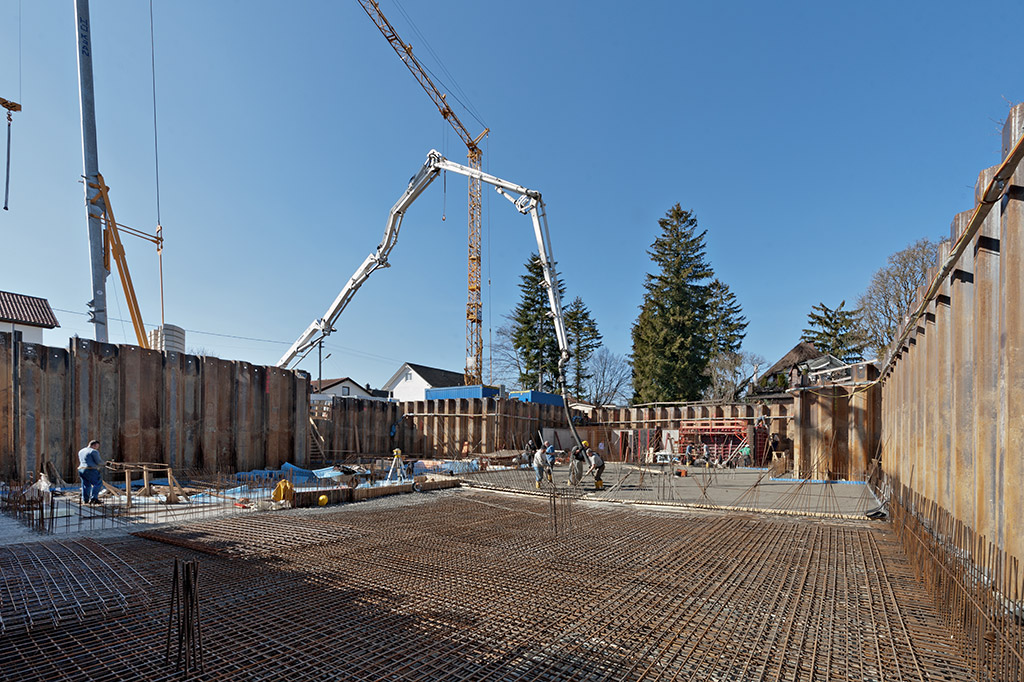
1;1;1020;389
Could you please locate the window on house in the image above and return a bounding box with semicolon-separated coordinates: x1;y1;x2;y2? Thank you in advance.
406;372;412;381
342;386;350;396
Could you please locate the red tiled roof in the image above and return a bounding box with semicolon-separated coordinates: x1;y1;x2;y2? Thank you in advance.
0;290;60;328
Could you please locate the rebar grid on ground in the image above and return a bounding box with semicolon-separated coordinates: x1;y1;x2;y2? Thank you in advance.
463;462;880;519
1;490;973;681
891;482;1024;681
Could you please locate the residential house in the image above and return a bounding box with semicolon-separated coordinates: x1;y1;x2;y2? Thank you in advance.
311;377;389;401
753;341;862;398
0;290;60;345
382;362;465;402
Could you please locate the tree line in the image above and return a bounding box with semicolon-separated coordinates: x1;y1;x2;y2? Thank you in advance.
494;204;938;404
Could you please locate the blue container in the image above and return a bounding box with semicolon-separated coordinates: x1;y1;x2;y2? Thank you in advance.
509;390;564;407
425;385;500;400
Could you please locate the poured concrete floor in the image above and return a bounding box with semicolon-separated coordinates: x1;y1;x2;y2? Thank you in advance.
465;462;881;517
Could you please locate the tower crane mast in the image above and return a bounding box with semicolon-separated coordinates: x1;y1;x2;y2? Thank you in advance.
357;0;488;385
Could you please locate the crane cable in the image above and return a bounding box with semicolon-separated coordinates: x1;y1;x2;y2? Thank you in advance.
3;0;23;211
149;0;166;326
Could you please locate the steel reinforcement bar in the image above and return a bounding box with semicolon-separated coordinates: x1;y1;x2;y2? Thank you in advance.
1;491;975;681
890;481;1024;681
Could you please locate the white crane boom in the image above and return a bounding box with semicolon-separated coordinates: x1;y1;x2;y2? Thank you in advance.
277;150;571;387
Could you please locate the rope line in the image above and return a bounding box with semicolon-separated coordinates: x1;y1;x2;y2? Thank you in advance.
149;0;162;226
150;0;166;326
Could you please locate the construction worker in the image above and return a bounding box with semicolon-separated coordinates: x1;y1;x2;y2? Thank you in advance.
532;445;549;489
77;439;103;505
585;446;605;490
566;440;587;486
544;441;556;481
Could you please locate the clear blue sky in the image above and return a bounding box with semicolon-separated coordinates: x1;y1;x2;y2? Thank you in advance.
1;1;1020;389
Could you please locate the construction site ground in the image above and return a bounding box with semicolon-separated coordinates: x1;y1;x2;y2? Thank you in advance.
466;462;880;518
0;486;970;681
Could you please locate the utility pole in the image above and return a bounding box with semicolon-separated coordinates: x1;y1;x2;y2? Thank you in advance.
75;0;108;342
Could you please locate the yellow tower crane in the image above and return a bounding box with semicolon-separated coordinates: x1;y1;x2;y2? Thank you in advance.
357;0;489;386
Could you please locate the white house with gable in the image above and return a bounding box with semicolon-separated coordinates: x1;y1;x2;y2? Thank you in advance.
311;377;389;401
382;362;465;402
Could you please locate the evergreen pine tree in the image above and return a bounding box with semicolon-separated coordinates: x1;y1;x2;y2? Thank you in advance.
564;297;602;399
706;279;747;355
801;301;866;363
631;204;715;402
509;254;565;391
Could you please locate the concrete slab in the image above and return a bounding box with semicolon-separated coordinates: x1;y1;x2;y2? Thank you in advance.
464;462;882;518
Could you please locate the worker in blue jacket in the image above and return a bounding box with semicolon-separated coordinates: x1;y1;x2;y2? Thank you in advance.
544;441;557;475
77;439;103;505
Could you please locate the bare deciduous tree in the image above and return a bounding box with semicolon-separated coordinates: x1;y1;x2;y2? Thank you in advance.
490;322;526;388
857;237;944;360
588;347;632;405
702;351;765;402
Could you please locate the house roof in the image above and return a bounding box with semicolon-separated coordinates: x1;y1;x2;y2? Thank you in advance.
407;362;465;388
762;341;821;378
0;290;60;329
311;377;389;398
384;362;465;390
311;377;354;392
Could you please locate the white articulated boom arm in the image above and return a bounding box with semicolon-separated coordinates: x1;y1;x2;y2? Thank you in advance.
276;153;441;368
277;150;573;396
279;148;583;447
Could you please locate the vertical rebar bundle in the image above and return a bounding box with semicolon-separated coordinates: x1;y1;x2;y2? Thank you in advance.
890;481;1024;680
165;558;204;676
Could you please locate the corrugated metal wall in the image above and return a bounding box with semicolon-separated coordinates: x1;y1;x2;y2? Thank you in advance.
0;332;309;480
308;391;884;478
310;397;568;461
879;103;1024;569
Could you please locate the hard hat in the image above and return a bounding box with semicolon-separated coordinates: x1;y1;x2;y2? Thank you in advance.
582;441;589;447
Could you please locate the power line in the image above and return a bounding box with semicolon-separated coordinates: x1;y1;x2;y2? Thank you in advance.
53;307;286;345
51;307;405;364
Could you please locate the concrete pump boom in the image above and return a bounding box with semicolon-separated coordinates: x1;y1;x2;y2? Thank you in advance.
277;149;570;380
277;150;582;447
